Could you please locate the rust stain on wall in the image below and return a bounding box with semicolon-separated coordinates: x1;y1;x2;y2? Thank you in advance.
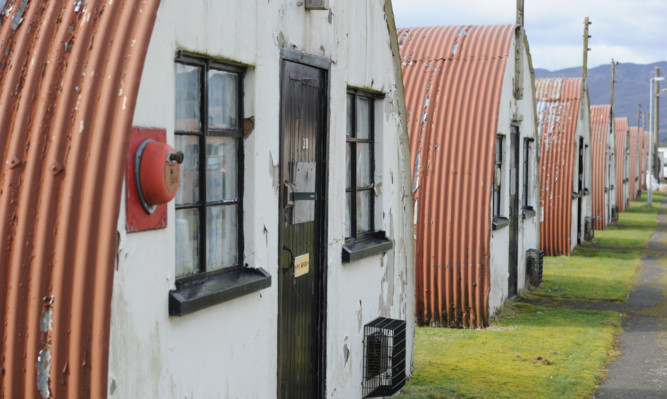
398;24;516;328
0;1;161;397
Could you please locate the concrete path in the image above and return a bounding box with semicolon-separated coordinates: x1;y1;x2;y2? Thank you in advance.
594;195;667;399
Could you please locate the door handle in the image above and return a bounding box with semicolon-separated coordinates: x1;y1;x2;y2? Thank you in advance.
282;243;295;275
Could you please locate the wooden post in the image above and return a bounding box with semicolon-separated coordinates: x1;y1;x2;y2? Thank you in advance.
516;0;524;27
583;18;591;81
610;59;616;111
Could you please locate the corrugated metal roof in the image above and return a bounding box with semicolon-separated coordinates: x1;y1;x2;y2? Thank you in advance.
0;1;160;398
398;24;516;328
535;78;582;255
628;126;640;201
590;105;612;230
615;117;629;212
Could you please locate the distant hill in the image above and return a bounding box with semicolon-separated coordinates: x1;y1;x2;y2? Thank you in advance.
535;61;667;145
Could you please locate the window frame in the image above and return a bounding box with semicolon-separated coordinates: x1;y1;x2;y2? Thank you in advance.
174;53;245;285
345;88;377;241
493;135;504;217
521;138;536;219
342;88;392;262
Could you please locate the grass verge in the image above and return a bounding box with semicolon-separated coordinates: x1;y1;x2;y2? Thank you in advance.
527;247;640;301
593;191;664;248
399;303;620;399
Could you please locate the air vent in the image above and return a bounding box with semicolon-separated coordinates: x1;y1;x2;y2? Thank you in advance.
584;216;595;241
526;249;543;288
362;317;406;398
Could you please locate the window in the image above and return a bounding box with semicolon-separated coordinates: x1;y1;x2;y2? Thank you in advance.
174;56;244;280
522;138;536;219
170;54;270;316
493;135;503;217
342;89;392;262
345;90;376;239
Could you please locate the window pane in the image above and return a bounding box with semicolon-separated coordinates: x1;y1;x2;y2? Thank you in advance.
206;136;238;202
356;190;372;234
208;70;238;130
175;64;201;132
206;205;238;271
356;97;371;139
357;143;372;187
346;143;352;189
347;94;354;137
175;135;199;205
345;192;352;238
175;208;199;277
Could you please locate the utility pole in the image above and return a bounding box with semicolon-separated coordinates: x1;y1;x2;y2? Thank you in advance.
610;59;616;110
516;0;524;27
583;18;591;81
654;67;662;179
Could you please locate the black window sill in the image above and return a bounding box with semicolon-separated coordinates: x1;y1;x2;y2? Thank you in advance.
492;216;509;230
342;231;393;263
522;206;536;219
169;267;271;316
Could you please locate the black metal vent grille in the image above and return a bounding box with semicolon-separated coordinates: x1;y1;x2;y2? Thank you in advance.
362;317;406;398
584;216;595;241
526;248;543;288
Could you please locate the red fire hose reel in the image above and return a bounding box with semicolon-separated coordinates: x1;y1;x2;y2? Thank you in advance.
134;140;184;214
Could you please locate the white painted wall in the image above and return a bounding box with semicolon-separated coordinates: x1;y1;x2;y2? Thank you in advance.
109;1;413;398
489;30;540;314
571;89;592;252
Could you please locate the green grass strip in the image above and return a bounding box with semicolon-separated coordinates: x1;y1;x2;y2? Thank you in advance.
529;247;640;301
593;191;664;248
399;303;620;399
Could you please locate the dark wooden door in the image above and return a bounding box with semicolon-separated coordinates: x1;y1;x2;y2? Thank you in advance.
277;59;327;399
508;126;519;297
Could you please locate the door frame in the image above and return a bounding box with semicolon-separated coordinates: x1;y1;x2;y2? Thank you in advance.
277;48;331;399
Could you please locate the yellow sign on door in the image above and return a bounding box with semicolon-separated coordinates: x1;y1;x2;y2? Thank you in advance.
294;253;310;278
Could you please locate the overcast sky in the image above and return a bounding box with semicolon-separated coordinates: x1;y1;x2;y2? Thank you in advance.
392;0;667;71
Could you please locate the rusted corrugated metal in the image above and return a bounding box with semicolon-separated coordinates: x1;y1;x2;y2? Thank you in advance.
398;25;516;328
590;105;612;230
628;126;640;201
615;118;629;211
0;1;160;398
535;78;581;255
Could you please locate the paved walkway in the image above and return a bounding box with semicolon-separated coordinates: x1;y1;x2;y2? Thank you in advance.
594;194;667;399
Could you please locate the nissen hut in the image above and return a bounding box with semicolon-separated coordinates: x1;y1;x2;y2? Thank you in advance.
535;78;593;254
615;117;631;211
590;105;617;228
0;1;415;398
398;25;540;328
